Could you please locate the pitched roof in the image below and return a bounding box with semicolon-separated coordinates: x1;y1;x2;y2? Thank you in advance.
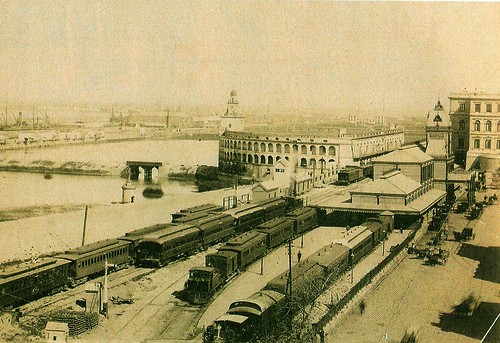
351;171;421;196
372;146;433;164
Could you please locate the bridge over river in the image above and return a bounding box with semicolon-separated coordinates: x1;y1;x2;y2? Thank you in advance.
126;161;162;181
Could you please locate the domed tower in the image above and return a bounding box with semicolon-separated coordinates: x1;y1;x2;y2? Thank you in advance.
220;90;245;134
425;100;454;193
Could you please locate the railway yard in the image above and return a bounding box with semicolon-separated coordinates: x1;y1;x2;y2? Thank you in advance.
0;185;497;343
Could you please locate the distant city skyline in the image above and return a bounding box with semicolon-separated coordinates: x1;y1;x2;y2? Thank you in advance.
0;1;498;114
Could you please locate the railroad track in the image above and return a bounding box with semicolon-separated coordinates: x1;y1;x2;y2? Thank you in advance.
107;269;189;340
19;266;155;316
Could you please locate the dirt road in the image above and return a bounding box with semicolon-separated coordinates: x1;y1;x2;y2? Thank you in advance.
327;199;499;343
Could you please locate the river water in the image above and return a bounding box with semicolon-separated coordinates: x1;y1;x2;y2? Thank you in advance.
0;139;219;211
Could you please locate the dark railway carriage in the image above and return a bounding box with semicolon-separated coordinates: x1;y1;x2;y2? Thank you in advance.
223;290;286;337
256;197;288;221
264;259;323;302
308;243;350;276
285;206;319;234
171;203;223;221
57;239;130;286
224;204;265;233
193;213;236;247
341;226;374;265
0;259;71;310
256;217;294;249
117;223;171;262
135;224;200;267
218;231;267;269
205;250;238;280
363;218;386;244
171;211;210;224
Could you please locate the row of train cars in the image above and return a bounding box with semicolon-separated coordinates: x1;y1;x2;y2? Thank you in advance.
205;217;389;342
0;197;319;310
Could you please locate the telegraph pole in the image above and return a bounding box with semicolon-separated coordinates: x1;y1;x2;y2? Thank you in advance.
81;206;88;246
104;258;109;318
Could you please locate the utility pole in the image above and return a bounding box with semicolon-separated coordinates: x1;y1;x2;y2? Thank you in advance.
103;258;109;318
81;206;88;246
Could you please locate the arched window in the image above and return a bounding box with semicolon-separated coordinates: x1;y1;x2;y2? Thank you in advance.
268;156;274;165
309;158;316;167
284;144;290;153
276;144;282;153
248;142;252;151
254;154;258;163
293;144;298;153
242;142;247;150
497;140;500;149
319;146;326;155
237;141;241;149
459;119;466;130
301;145;307;154
485;140;491;149
260;155;266;164
230;141;233;149
328;146;336;156
248;154;253;163
254;142;259;151
486;121;492;132
267;143;274;152
474;120;481;131
310;145;316;155
260;143;266;152
276;156;281;161
473;139;480;149
242;154;247;162
497;122;500;132
300;158;307;167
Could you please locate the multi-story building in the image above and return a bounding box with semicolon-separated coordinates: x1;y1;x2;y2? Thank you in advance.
449;92;500;171
348;113;387;126
218;91;405;183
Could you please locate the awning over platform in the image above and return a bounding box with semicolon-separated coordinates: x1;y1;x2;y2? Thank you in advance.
324;188;446;216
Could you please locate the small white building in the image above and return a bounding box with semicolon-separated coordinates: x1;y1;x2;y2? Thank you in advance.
45;321;69;343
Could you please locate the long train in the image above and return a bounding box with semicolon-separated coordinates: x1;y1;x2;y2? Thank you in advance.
0;197;301;310
203;217;389;342
183;206;320;304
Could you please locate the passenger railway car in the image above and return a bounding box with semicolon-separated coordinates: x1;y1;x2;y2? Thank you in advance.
340;226;374;264
363;218;387;244
220;289;286;339
193;213;236;247
171;203;223;221
285;206;319;234
57;239;130;286
256;217;294;249
135;224;200;267
117;223;171;262
223;204;265;233
256;198;288;221
217;231;267;268
0;259;71;310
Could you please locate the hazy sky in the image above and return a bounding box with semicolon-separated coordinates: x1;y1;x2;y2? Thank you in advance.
0;1;498;112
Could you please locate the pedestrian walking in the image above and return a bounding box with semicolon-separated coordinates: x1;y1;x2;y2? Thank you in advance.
297;250;302;263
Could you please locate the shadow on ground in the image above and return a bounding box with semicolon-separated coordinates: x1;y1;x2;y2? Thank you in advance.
432;302;500;342
456;244;500;283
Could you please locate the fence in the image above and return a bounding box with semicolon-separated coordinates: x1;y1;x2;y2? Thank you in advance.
314;225;419;330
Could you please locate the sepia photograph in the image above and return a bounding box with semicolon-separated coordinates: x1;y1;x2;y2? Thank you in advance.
0;1;498;342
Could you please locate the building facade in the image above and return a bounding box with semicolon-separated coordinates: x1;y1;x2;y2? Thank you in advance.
449;92;500;170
